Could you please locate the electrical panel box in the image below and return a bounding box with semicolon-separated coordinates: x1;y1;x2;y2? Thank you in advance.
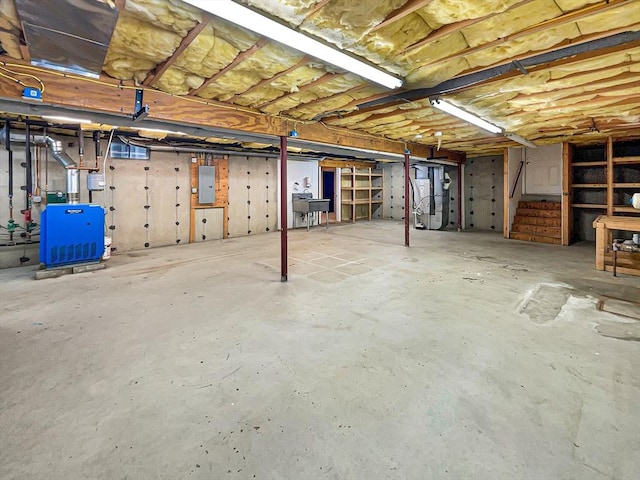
198;165;215;204
40;204;105;268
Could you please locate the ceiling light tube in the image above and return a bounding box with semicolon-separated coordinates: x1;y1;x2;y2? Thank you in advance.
135;127;187;135
182;0;403;89
504;132;537;148
42;115;94;124
429;98;502;134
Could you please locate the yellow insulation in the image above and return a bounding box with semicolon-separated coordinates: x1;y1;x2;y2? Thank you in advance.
124;0;201;36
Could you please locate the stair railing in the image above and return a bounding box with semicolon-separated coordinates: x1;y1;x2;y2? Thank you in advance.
510;160;525;199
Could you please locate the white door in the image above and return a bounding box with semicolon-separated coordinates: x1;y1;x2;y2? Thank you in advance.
524;144;562;195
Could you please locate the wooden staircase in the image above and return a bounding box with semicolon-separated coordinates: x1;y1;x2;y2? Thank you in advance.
510;201;562;245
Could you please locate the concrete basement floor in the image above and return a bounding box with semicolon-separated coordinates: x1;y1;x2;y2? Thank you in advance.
1;221;639;480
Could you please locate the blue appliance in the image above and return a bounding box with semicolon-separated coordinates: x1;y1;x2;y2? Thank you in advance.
40;204;105;268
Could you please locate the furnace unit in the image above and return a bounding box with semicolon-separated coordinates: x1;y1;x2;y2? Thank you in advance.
40;204;105;268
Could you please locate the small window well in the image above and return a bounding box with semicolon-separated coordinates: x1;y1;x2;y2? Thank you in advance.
109;139;150;160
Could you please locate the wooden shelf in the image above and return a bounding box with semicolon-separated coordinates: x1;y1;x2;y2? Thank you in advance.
572;161;607;167
613;183;640;188
571;183;606;188
340;167;384;222
613;206;640;213
613;156;640;164
571;203;607;209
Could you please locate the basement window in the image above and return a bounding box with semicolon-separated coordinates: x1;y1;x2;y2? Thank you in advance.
109;139;150;160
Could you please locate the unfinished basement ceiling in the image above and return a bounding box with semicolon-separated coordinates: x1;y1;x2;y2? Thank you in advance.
0;0;639;156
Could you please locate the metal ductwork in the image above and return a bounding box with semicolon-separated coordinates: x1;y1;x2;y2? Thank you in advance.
0;127;80;203
14;0;119;78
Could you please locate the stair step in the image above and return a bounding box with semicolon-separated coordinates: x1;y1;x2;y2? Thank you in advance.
516;208;562;218
513;216;561;227
509;232;562;245
511;223;561;237
518;201;561;210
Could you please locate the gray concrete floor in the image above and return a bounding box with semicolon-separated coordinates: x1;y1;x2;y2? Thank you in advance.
1;221;639;480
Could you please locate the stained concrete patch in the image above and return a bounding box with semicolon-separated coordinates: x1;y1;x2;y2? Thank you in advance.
519;283;573;324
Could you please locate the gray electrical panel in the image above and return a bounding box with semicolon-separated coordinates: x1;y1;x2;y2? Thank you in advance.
198;166;215;204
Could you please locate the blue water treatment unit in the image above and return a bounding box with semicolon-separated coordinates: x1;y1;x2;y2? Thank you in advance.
40;204;105;268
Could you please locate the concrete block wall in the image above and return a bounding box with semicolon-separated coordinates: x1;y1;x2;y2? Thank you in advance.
465;155;503;232
227;156;278;237
0;132;281;268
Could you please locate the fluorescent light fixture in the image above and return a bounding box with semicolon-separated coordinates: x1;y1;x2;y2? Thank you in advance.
429;98;502;134
182;0;403;89
135;127;187;135
42;115;94;124
504;132;537;148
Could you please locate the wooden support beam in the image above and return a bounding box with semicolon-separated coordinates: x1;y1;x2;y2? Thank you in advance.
373;0;435;32
190;39;269;96
503;148;509;238
143;16;212;86
607;136;614;216
561;142;571;245
0;57;460;160
226;56;310;103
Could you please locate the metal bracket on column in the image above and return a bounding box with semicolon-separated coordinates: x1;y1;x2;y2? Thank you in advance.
132;89;149;122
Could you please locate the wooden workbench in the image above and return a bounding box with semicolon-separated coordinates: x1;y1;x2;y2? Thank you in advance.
592;215;640;276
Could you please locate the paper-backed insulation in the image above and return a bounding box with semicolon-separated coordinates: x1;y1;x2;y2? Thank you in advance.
576;4;640;35
461;0;562;48
195;44;305;100
153;20;259;94
231;65;327;107
288;86;382;119
104;12;182;82
261;73;365;115
300;0;407;49
419;0;526;30
125;0;201;36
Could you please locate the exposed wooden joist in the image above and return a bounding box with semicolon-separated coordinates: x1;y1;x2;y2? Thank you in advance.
280;83;370;115
372;0;435;32
143;15;212;86
0;57;460;161
256;72;340;110
402;0;537;53
405;0;632;68
190;39;269;96
226;56;310;103
304;0;332;19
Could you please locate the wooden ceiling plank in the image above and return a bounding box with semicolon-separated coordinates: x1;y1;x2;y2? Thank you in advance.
190;38;269;96
143;15;212;86
372;0;436;32
256;72;340;110
226;56;311;103
402;0;537;53
408;0;631;68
